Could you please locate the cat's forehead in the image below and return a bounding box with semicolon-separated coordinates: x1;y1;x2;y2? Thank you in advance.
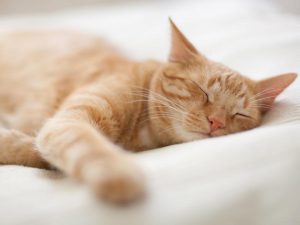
205;68;246;91
204;69;251;110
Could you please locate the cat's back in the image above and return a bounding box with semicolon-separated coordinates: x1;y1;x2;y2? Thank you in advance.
0;30;119;73
0;30;126;134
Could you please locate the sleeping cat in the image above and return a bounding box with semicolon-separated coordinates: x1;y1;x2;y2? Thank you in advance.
0;19;296;203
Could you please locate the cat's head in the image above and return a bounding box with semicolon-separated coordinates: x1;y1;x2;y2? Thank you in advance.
149;19;297;143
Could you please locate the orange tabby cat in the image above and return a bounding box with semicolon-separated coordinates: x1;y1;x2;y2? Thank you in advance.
0;20;297;202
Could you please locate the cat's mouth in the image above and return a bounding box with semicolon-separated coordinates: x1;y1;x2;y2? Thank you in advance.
189;130;225;138
209;129;227;137
189;130;211;137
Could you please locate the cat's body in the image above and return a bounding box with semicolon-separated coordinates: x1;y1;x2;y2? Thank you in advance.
0;30;159;150
0;21;296;203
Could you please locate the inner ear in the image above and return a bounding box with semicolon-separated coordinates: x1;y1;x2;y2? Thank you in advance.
255;73;297;112
168;19;200;63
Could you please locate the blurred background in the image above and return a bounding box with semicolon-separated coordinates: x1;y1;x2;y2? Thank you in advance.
0;0;299;74
0;1;299;225
0;0;300;15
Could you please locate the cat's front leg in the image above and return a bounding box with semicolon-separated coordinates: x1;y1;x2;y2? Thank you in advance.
0;127;50;168
36;113;145;203
82;151;145;202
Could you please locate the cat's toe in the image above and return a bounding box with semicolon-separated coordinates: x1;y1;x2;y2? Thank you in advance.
99;168;145;203
84;157;145;203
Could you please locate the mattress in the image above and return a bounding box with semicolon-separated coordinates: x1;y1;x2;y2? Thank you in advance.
0;0;300;225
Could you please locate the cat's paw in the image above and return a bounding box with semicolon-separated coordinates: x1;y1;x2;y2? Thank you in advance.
83;156;145;203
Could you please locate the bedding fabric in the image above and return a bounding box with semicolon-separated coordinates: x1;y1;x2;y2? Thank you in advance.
0;0;300;224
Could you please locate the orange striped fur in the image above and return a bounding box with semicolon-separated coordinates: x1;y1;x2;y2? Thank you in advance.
0;20;297;202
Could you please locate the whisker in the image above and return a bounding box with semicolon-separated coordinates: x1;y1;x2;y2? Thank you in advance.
138;93;186;113
250;95;278;103
129;84;207;128
249;88;282;100
140;115;182;125
130;85;186;111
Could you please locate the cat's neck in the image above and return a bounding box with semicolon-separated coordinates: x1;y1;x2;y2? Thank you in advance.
116;60;165;151
135;61;183;149
131;60;178;150
96;58;180;151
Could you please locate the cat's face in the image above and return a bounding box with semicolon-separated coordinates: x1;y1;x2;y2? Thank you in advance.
148;20;297;143
152;62;261;142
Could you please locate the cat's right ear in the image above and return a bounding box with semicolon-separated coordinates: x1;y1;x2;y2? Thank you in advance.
168;18;200;63
255;73;297;112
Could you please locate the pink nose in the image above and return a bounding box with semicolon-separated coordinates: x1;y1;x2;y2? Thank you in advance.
208;116;224;132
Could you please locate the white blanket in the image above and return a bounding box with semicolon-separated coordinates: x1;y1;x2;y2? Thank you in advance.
0;1;300;224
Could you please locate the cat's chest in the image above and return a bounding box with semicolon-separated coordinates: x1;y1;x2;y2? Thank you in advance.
121;125;157;151
137;126;156;149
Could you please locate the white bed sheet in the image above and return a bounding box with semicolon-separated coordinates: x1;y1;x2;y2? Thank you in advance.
0;0;300;225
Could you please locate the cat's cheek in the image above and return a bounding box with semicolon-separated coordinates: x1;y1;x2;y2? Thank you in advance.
163;84;191;98
179;118;210;141
231;118;259;133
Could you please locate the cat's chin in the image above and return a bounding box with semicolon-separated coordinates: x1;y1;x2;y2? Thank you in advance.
186;131;210;141
209;130;227;137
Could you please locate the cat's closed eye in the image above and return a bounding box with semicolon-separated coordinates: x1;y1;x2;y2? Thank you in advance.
190;80;209;103
234;113;252;119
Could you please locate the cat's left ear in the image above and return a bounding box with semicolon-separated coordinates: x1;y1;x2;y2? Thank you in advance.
255;73;297;112
168;19;202;63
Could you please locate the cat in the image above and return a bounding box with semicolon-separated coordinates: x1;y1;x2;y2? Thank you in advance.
0;19;297;203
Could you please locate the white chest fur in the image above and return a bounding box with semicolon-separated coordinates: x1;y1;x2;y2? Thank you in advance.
138;126;156;149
